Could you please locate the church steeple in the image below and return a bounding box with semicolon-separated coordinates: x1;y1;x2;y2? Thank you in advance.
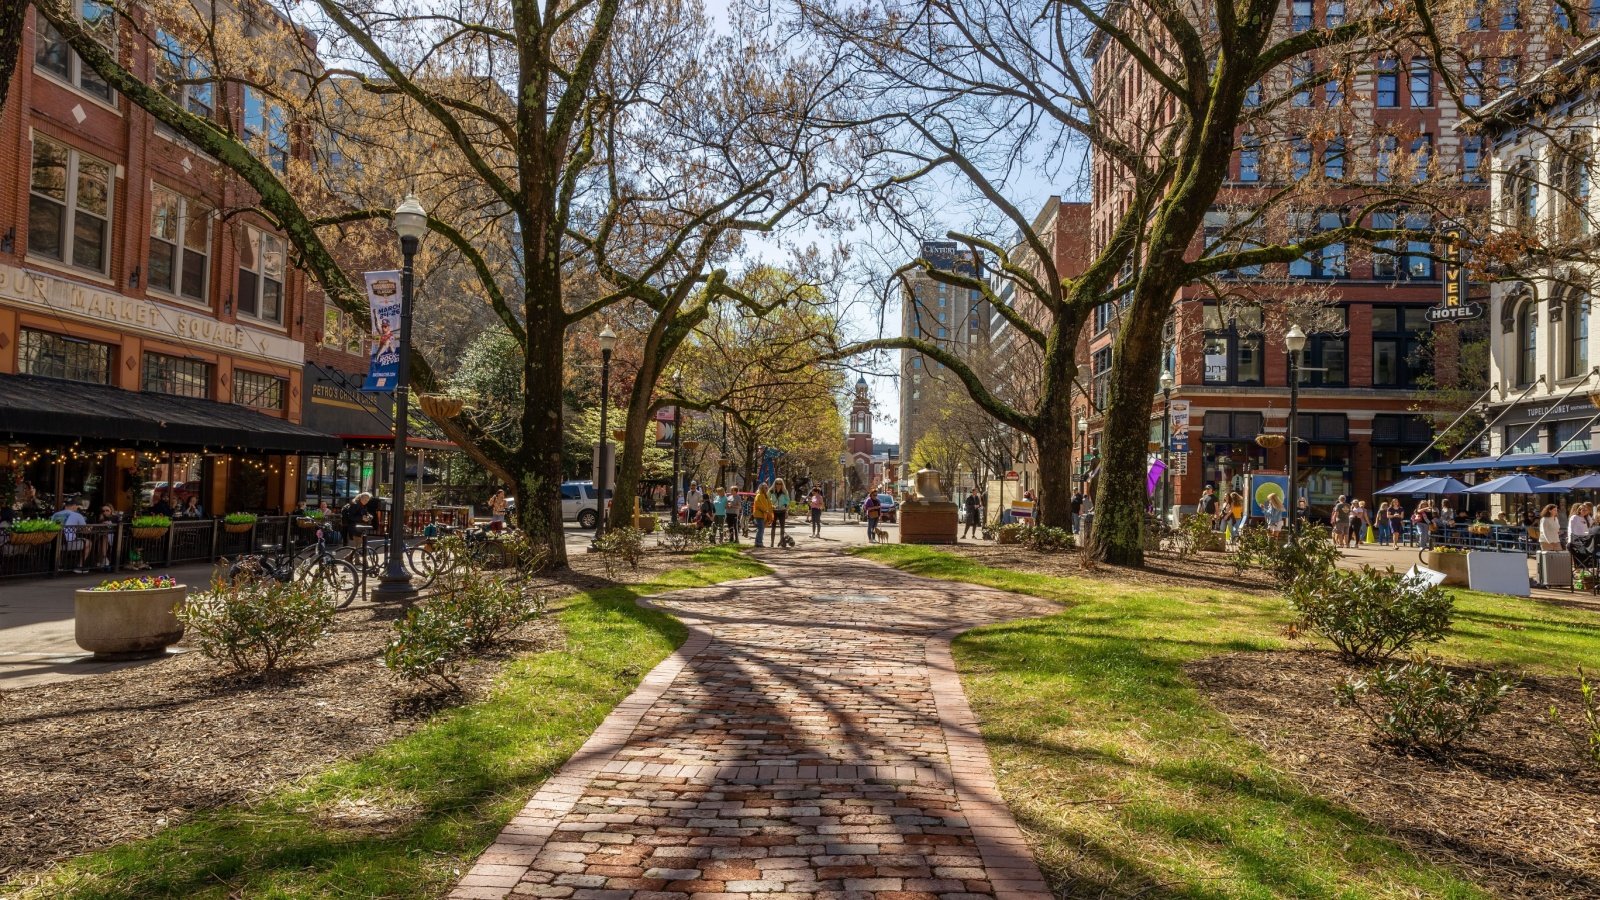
847;376;872;455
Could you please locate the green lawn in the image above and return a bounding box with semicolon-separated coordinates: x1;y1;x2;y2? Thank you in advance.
13;547;767;900
856;544;1600;899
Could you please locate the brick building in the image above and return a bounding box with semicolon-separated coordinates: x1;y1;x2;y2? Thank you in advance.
1079;4;1552;518
0;2;343;519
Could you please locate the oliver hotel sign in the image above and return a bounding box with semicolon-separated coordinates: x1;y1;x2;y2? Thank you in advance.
0;264;303;365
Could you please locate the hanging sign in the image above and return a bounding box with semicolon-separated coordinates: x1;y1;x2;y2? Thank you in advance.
1425;230;1484;324
362;270;402;392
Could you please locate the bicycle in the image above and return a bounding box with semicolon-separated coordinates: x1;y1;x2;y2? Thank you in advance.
338;526;459;591
227;536;360;608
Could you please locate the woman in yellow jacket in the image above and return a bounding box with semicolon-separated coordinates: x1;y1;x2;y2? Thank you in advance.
752;484;774;547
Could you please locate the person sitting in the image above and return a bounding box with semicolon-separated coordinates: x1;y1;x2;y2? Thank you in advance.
179;495;204;519
148;490;175;518
50;497;92;573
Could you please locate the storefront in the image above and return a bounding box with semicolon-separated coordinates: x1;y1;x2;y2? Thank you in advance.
1200;410;1265;494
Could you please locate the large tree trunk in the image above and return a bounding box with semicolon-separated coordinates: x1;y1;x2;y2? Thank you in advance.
1086;297;1167;566
0;0;27;112
519;270;569;568
610;356;662;530
1030;313;1083;529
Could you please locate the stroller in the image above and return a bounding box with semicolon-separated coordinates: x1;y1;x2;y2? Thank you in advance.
1568;532;1600;591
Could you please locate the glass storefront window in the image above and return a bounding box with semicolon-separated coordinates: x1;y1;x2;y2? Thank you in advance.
233;370;285;410
142;352;211;398
19;328;113;384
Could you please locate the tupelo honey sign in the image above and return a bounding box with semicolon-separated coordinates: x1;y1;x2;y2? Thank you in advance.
0;263;302;364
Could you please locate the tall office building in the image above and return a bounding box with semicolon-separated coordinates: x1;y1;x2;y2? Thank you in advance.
899;241;986;472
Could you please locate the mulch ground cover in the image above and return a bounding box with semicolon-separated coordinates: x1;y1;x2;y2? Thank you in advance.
0;551;684;881
1192;650;1600;899
948;542;1279;594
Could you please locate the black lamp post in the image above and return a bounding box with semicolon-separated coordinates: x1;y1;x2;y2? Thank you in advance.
670;371;683;523
591;325;617;549
1076;413;1089;485
1285;324;1307;531
1160;369;1174;523
375;194;426;601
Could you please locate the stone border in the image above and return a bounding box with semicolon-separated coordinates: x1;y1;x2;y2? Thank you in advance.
927;628;1055;899
446;626;713;899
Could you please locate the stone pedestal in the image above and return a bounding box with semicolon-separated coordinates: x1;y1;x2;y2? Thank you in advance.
899;500;959;544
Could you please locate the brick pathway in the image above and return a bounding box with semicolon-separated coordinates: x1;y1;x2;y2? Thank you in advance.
451;548;1059;900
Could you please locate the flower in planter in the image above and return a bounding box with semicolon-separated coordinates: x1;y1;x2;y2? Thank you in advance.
9;517;63;534
89;574;180;592
130;515;173;530
223;513;259;526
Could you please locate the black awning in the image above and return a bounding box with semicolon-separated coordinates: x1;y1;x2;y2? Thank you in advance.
0;373;344;453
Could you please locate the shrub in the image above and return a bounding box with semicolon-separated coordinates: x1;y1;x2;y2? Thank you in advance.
1288;565;1454;663
1549;667;1600;770
660;521;711;553
1339;653;1520;756
10;517;62;534
431;570;547;651
595;527;644;577
1169;513;1220;557
178;573;336;678
1234;523;1339;586
222;512;258;526
383;603;467;691
1022;524;1074;553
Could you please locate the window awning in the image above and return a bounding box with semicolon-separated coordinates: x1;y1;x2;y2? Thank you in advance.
0;373;344;454
1400;450;1600;474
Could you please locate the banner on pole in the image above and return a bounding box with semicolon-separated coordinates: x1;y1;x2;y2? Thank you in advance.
362;270;402;392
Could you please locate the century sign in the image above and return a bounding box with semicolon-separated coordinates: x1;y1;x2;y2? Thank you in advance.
1425;229;1485;324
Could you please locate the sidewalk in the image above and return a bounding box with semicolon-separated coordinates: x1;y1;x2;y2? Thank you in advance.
451;548;1059;900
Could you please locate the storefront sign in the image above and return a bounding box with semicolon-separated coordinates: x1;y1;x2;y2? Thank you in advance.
1495;400;1592;428
362;271;402;392
304;364;392;435
0;263;302;364
1425;230;1484;324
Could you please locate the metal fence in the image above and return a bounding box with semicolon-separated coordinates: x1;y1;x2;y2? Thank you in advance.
0;515;351;580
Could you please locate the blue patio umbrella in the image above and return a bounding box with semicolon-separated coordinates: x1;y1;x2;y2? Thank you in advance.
1405;476;1472;495
1545;473;1600;490
1375;477;1426;495
1463;473;1570;494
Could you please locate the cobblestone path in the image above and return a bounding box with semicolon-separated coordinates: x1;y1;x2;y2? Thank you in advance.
451;548;1059;900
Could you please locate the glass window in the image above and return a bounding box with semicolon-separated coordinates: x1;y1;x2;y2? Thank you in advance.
1372;304;1427;388
1325;75;1343;107
28;136;111;273
1559;136;1592;238
1292;0;1312;29
1555;420;1592;452
1377;58;1399;107
1505;424;1541;455
1498;57;1518;91
1201;304;1264;385
1462;135;1485;184
154;31;212;122
148;185;211;302
233;370;285;410
1569;293;1589;378
1290;211;1346;278
1408;58;1432;107
1376;134;1396;182
32;1;114;101
1411;134;1432;182
1499;0;1519;28
1245;82;1261;107
1203;209;1264;278
1299;309;1349;387
243;87;291;173
1324;138;1345;179
1326;0;1345;25
18;328;113;383
1516;300;1538;386
1292;138;1312;179
1463;59;1484;108
1467;0;1483;27
1292;60;1313;106
142;352;211;398
1239;135;1260;182
236;226;285;324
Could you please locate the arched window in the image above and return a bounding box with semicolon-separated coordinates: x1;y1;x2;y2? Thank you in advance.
1568;292;1589;378
1517;299;1538;386
1507;159;1538;229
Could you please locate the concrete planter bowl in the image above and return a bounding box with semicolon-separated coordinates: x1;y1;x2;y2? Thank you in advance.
74;584;187;660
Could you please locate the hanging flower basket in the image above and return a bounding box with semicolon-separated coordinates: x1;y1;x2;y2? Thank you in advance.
1255;434;1286;449
223;513;257;534
9;530;57;546
418;393;464;421
129;515;172;541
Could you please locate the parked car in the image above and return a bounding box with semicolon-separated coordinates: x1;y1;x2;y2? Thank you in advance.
875;491;898;523
561;481;613;528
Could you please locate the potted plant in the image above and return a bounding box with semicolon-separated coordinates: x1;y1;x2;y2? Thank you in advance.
222;512;258;534
74;574;187;659
7;517;62;546
296;509;325;530
129;514;172;540
1421;547;1469;585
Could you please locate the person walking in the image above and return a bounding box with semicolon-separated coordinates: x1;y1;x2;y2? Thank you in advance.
711;488;730;543
1331;495;1351;548
862;491;882;543
1070;490;1083;534
1263;493;1285;539
1350;500;1369;549
1386;498;1405;548
1413;500;1435;550
962;488;983;539
488;489;509;531
1539;504;1564;552
771;478;791;547
752;483;774;548
807;487;825;537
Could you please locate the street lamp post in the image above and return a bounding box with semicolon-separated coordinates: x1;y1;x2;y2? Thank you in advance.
375;194;427;601
1076;413;1089;485
1285;324;1307;531
591;325;617;549
1160;369;1173;524
669;371;682;523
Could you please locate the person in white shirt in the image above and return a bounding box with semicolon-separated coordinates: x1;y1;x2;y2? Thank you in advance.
1539;504;1564;552
1567;502;1592;547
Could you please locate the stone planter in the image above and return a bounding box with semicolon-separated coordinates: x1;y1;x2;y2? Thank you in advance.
74;585;187;660
1421;551;1469;586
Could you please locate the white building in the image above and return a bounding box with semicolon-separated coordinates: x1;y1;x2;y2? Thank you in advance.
1479;38;1600;463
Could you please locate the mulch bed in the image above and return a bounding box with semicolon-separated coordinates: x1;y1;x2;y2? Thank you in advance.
1189;650;1600;899
0;550;687;883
